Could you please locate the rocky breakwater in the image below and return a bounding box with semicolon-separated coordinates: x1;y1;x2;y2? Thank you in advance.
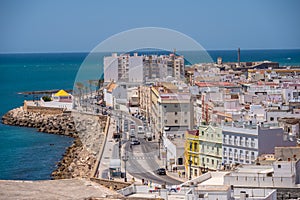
2;107;77;137
2;107;107;179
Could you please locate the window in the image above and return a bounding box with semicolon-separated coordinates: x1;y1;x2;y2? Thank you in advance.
201;131;204;135
270;117;274;121
175;120;178;124
212;159;214;165
189;142;192;150
175;112;178;115
278;165;281;168
194;143;197;151
164;120;167;123
207;158;209;163
184;120;187;123
174;104;178;108
164;105;167;108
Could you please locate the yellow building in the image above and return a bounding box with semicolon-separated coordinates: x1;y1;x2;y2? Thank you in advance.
185;130;201;179
52;89;72;102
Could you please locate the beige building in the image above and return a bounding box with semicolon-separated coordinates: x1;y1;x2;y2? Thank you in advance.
138;85;152;122
150;82;193;136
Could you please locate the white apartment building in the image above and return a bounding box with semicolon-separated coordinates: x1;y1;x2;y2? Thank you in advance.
224;160;300;188
104;53;143;83
222;122;296;165
104;53;185;84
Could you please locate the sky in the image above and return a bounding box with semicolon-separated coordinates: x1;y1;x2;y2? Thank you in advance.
0;0;299;53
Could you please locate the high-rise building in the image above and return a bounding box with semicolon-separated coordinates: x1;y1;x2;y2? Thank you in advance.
104;53;185;83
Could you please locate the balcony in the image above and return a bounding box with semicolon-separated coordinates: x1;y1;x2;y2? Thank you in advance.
234;153;238;160
246;141;250;147
240;140;245;147
251;142;255;148
239;154;244;160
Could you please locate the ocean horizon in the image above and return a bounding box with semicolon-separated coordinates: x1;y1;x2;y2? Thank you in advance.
1;49;300;180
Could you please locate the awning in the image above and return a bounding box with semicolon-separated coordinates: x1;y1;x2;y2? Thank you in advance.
109;159;121;169
54;89;70;97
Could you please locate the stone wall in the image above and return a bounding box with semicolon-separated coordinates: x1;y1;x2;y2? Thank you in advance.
24;100;64;115
90;178;131;191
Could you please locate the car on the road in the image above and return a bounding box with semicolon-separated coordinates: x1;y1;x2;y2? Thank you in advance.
156;168;166;175
167;185;180;192
131;139;140;145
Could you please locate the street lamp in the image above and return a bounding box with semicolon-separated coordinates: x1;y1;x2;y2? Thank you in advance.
122;153;128;182
158;131;161;159
189;158;193;180
165;147;168;170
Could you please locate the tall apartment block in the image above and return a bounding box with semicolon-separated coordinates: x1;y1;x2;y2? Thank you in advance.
104;53;185;83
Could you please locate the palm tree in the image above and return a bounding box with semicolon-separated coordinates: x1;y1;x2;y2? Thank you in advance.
87;80;94;97
75;82;84;106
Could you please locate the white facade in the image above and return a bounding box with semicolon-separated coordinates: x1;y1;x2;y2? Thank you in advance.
224;160;300;188
222;124;259;165
222;123;296;165
128;55;143;82
104;53;118;83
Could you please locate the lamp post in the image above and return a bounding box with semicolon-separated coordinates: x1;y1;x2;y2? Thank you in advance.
165;147;168;170
122;152;128;182
158;131;162;159
189;158;192;180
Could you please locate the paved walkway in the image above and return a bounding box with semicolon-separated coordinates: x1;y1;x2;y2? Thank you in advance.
96;117;140;184
0;178;122;200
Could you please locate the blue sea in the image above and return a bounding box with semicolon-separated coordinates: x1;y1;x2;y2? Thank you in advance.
0;49;299;180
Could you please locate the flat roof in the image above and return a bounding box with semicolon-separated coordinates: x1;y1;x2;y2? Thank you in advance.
199;172;229;186
229;165;274;175
197;184;230;192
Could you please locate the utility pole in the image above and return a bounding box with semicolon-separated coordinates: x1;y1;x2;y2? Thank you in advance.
189;157;192;180
158;131;161;159
122;151;128;182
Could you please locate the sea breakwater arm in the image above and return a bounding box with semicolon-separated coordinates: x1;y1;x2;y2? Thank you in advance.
2;107;78;137
1;107;108;179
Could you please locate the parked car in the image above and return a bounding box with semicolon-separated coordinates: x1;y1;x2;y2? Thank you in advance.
131;139;140;145
156;168;166;175
167;185;180;192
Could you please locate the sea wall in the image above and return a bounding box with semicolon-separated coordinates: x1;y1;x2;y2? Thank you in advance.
24;100;65;115
1;106;108;179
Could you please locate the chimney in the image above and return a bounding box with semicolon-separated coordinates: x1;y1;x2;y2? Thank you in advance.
238;48;241;66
